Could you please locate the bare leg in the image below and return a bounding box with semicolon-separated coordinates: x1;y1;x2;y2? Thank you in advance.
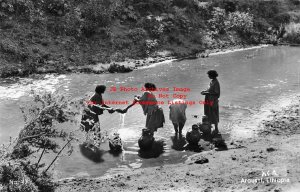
94;122;101;147
173;123;179;134
178;122;185;137
214;123;219;134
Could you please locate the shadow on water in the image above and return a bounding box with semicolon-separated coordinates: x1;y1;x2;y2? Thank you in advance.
108;149;123;157
79;142;105;163
184;144;203;152
138;140;165;159
171;135;187;151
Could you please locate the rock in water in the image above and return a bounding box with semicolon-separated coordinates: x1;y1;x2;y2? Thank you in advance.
194;157;209;164
109;133;123;152
186;124;201;145
138;129;154;150
185;154;209;164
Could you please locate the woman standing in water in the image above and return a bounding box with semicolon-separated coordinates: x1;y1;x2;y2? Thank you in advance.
201;70;220;134
81;85;115;146
134;83;165;135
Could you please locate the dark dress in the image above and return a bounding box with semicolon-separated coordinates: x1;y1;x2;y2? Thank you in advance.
204;79;220;124
80;93;104;132
139;91;165;133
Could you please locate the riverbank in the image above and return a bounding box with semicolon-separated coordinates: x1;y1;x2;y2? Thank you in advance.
0;43;270;79
38;44;271;74
56;96;300;192
2;0;300;79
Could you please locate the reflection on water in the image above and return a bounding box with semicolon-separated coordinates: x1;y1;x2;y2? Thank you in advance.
171;135;187;151
79;143;105;163
0;46;299;179
138;140;166;159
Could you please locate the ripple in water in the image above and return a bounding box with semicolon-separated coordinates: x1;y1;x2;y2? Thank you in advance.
0;75;69;100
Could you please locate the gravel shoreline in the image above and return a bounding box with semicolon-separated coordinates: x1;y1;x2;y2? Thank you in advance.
70;44;270;74
31;44;270;76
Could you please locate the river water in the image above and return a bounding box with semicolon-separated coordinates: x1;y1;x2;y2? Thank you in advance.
0;46;299;179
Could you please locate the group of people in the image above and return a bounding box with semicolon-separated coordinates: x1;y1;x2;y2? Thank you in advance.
80;70;220;146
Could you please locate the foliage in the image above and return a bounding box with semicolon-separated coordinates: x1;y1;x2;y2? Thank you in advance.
119;4;138;21
128;28;147;43
208;7;228;35
44;0;70;16
0;92;83;192
227;11;253;34
145;39;159;55
208;7;253;37
0;0;34;18
62;7;84;37
11;144;33;159
81;0;113;36
0;163;38;192
283;22;300;43
21;161;57;192
1;0;300;78
108;63;133;73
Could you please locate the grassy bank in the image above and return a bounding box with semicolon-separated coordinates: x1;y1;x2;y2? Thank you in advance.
1;0;300;78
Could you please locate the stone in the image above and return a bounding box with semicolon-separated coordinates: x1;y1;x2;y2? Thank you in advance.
194;157;209;164
266;147;276;152
185;154;209;165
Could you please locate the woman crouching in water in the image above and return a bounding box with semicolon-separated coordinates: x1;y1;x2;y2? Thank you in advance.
134;83;165;135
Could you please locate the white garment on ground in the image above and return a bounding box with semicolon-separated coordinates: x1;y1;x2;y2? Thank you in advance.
169;99;187;124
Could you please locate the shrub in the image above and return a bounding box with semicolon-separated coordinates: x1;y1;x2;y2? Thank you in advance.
11;144;33;159
138;16;164;38
0;92;82;192
283;22;300;43
227;11;254;34
128;28;147;43
44;0;69;16
119;5;138;21
288;11;300;23
208;7;228;35
63;7;84;37
111;36;133;50
145;39;159;55
274;12;292;24
131;0;173;16
108;64;133;73
81;0;113;36
0;0;34;18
